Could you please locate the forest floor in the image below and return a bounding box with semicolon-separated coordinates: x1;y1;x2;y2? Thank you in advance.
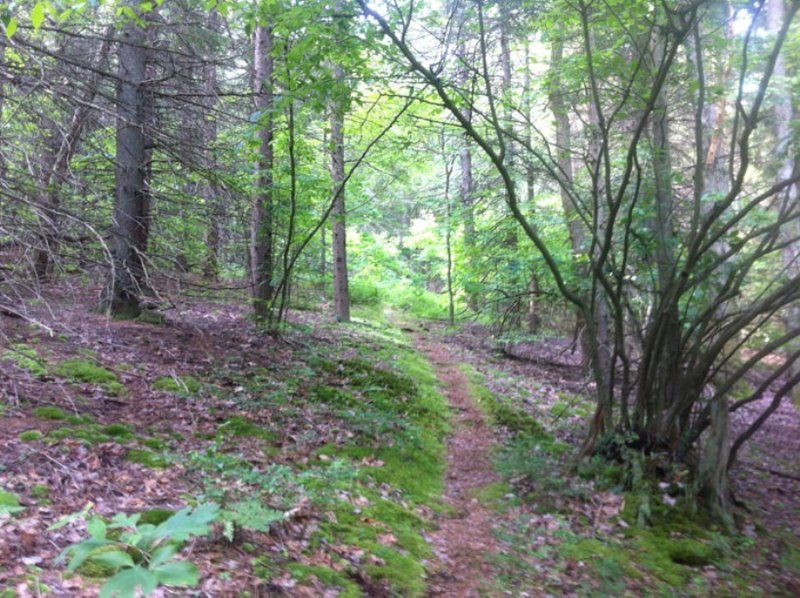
1;279;799;596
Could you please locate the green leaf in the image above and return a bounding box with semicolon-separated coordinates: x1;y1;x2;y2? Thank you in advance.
63;538;114;572
91;550;135;570
6;18;17;38
153;503;219;542
99;566;158;598
87;516;107;539
31;2;45;29
151;560;200;587
148;544;179;568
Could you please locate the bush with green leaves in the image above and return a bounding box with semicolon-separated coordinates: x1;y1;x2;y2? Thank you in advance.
52;503;219;598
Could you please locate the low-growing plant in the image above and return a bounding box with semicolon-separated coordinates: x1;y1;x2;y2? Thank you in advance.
52;503;219;597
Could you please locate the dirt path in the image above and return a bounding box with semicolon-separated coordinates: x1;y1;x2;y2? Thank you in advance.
417;337;502;597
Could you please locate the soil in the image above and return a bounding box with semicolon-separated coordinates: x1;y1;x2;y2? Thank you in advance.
416;337;501;597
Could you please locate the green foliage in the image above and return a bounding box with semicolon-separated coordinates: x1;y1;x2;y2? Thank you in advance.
348;278;382;306
55;504;219;597
152;376;201;395
0;490;25;516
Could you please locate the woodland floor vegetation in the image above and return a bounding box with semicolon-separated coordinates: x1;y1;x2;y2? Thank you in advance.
0;279;798;596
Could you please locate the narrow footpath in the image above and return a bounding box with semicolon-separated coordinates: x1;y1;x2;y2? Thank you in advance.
416;337;502;597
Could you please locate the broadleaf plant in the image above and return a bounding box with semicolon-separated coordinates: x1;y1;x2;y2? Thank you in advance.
55;503;219;597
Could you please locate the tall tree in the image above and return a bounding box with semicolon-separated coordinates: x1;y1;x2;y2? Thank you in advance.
330;60;351;323
105;4;150;317
250;21;276;318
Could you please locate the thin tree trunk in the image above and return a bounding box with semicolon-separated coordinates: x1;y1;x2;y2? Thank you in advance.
330;63;350;323
250;23;275;318
202;13;221;281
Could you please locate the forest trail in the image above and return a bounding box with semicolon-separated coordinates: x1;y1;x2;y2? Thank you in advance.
416;336;502;597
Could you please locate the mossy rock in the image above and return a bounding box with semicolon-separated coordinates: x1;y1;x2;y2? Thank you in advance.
19;430;44;442
34;406;68;420
152;375;201;395
126;449;169;469
55;359;118;385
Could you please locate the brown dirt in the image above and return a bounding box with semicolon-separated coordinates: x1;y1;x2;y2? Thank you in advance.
416;337;502;597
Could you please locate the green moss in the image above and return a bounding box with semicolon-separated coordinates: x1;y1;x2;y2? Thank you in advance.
470;481;512;508
137;508;175;525
152;375;201;395
66;414;95;425
103;423;134;440
30;484;49;499
316;496;430;597
45;424;111;445
55;359;118;385
0;490;24;515
288;563;362;597
19;430;44;442
136;310;165;325
217;416;275;441
3;345;47;377
126;449;169;469
310;385;355;406
34;406;68;420
461;364;551;439
140;437;167;450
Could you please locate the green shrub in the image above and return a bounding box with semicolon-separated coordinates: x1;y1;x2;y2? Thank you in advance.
349;279;382;306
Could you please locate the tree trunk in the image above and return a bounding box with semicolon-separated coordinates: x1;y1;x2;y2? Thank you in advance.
250;23;275;318
202;13;222;281
105;5;149;318
330;63;350;323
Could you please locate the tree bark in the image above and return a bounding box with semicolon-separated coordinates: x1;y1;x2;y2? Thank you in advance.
330;63;350;323
105;5;149;317
250;23;275;318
